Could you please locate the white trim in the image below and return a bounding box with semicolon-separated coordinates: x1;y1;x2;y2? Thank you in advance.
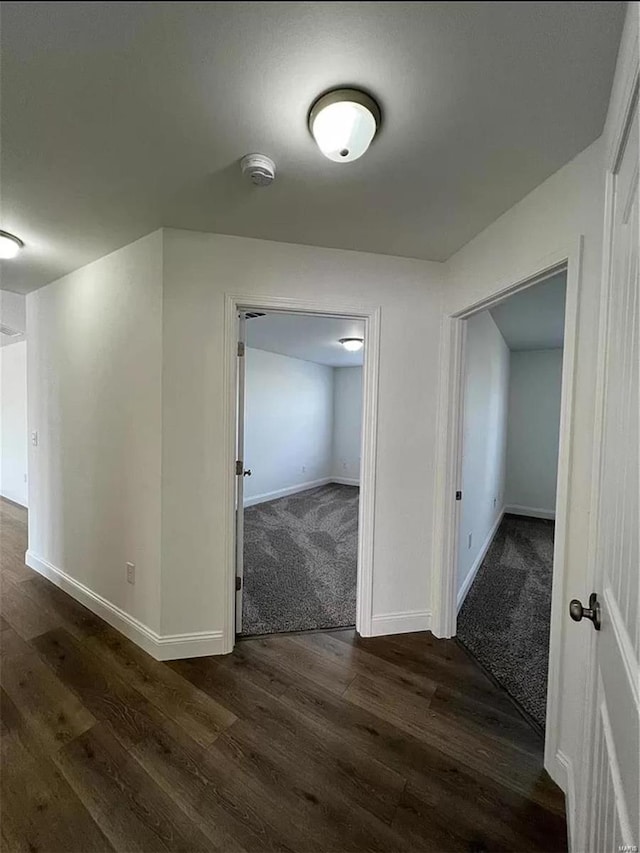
504;504;555;521
430;239;583;797
430;315;466;638
243;477;332;507
235;312;247;634
543;239;582;780
599;683;635;848
331;476;360;487
456;507;504;612
244;477;360;506
223;295;239;654
224;294;380;648
0;494;28;510
603;586;640;710
371;610;432;636
603;1;639;170
555;750;577;850
25;551;225;660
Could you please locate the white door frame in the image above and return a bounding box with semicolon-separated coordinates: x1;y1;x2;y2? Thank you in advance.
430;237;583;786
234;312;247;634
222;293;381;651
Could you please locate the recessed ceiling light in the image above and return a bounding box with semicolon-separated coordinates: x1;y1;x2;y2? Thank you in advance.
309;89;381;163
339;337;364;352
0;230;24;260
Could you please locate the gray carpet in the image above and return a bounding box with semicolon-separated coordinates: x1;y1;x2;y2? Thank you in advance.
457;514;554;728
241;483;359;636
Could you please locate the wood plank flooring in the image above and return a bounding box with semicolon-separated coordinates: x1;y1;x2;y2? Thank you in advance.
0;498;567;852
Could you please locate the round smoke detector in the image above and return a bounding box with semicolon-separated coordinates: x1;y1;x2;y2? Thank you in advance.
240;153;276;187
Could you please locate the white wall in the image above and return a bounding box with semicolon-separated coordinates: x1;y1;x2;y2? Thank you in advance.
24;227;442;646
457;312;509;604
0;341;28;506
161;229;444;637
506;349;563;516
332;366;362;484
26;231;163;632
244;347;334;505
444;135;605;827
243;355;362;503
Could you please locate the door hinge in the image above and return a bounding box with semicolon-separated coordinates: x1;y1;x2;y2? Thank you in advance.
235;460;243;476
237;341;245;357
455;490;462;501
236;576;242;591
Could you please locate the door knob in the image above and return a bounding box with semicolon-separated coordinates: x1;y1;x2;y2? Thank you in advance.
243;469;252;477
569;592;601;630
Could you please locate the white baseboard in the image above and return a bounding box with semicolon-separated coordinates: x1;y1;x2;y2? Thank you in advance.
505;504;555;520
0;492;27;509
554;750;576;850
25;551;225;661
331;477;360;486
370;609;432;636
457;507;505;612
244;477;332;507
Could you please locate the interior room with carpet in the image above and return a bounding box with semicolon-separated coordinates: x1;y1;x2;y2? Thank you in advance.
0;291;28;510
1;3;638;852
239;311;364;636
455;272;566;730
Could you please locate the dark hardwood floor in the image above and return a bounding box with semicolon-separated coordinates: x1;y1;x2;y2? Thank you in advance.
0;498;567;852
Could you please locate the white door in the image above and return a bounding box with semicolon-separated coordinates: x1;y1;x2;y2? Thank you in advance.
580;71;639;850
235;312;247;633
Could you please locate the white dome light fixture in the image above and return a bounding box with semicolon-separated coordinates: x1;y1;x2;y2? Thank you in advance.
339;337;364;352
309;89;381;163
0;230;24;259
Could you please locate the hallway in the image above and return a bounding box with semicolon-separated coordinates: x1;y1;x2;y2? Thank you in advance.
0;498;567;852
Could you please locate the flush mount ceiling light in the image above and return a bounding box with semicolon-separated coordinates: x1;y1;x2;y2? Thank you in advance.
0;230;24;259
309;89;381;163
339;337;364;352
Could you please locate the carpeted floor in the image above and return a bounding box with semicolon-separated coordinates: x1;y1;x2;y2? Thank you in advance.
241;483;359;636
457;514;554;728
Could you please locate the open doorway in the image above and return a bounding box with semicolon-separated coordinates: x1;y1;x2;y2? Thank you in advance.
454;270;567;731
0;291;28;510
235;310;366;637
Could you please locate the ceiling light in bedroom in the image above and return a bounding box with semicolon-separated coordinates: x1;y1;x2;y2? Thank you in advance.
0;230;24;259
339;337;364;352
309;89;381;163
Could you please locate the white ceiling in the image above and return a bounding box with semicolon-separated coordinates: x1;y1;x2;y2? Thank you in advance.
246;313;365;367
490;271;567;351
0;2;624;294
